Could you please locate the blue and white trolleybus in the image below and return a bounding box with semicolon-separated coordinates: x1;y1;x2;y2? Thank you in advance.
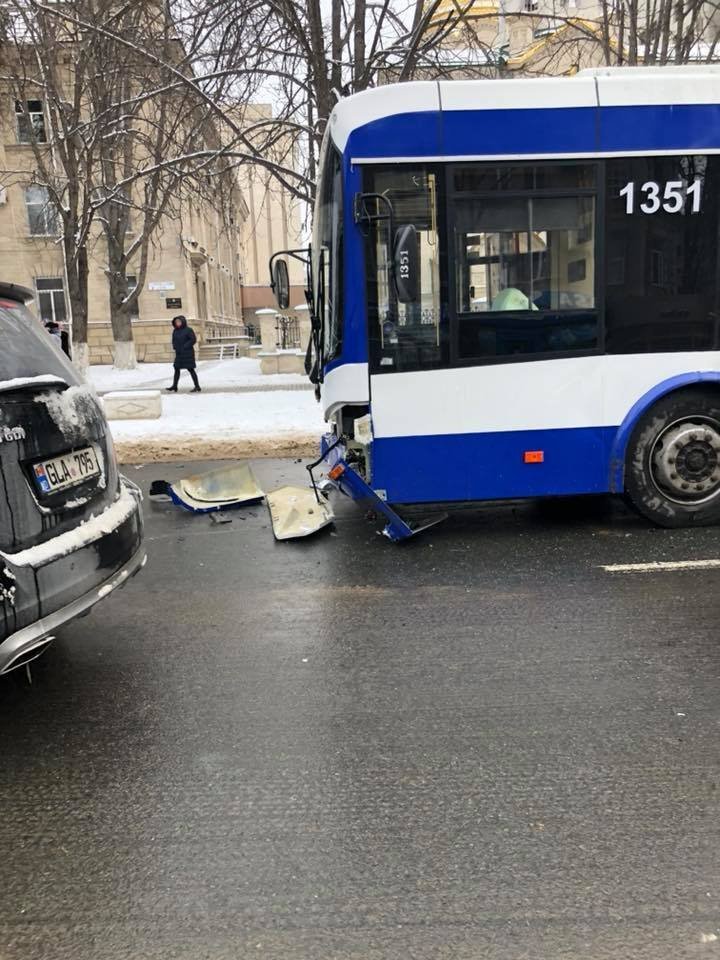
271;66;720;540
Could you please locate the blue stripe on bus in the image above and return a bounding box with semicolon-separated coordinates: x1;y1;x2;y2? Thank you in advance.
346;110;444;161
371;427;618;504
344;103;720;160
599;103;720;153
441;106;598;157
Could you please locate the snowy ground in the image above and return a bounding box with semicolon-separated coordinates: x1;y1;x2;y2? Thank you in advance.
109;389;326;463
90;359;324;462
89;358;308;394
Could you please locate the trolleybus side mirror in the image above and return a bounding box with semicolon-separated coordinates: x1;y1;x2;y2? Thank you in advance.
393;224;419;304
271;258;290;310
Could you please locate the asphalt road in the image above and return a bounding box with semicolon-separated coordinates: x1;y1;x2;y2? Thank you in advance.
2;459;720;960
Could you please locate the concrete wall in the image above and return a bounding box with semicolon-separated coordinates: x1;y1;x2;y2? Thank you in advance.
87;316;245;364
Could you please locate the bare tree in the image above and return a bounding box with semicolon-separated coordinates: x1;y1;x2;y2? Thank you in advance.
159;0;494;205
3;0;715;370
489;0;720;76
1;0;250;369
85;0;226;367
0;4;101;370
8;0;497;218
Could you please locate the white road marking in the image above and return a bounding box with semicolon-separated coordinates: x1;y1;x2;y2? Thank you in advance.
601;558;720;573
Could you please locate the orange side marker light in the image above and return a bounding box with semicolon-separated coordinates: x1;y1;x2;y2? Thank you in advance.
524;450;544;464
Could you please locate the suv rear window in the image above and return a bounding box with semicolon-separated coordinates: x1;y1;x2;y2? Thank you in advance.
0;299;79;384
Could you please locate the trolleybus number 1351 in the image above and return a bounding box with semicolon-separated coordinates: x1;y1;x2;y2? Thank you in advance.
619;178;702;215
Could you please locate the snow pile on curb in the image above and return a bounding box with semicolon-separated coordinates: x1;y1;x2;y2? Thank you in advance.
110;390;325;463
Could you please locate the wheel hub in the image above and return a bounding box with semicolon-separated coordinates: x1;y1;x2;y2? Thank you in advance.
652;420;720;501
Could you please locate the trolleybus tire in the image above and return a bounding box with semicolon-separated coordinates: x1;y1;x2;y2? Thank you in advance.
624;388;720;528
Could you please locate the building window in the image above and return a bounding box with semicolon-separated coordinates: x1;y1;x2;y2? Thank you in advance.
126;274;140;319
16;100;47;144
35;277;66;326
25;186;57;236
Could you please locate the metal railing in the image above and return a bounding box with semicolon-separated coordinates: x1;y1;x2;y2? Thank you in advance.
198;342;239;360
243;324;262;345
275;316;301;350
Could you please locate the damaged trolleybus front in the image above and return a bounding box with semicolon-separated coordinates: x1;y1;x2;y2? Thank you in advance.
271;67;720;541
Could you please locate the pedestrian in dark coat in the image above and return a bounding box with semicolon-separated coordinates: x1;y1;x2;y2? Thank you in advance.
59;326;71;359
167;315;201;392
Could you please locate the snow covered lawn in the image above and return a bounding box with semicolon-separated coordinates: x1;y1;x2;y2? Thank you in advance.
109;389;326;463
89;358;308;393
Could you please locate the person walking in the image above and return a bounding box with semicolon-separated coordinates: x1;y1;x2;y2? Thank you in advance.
59;323;71;359
167;315;201;392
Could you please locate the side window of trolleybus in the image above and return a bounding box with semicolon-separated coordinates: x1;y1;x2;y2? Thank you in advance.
315;146;343;361
605;154;720;354
366;167;444;373
451;163;598;360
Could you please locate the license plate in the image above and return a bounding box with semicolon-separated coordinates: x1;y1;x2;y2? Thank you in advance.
33;447;100;494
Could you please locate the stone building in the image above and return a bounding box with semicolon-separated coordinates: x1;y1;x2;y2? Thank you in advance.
425;0;719;74
0;42;250;365
237;104;307;327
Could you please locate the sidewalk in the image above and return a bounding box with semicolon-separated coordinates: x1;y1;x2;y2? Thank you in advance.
90;359;325;464
89;357;313;395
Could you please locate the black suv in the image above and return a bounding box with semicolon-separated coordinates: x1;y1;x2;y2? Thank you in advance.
0;283;144;674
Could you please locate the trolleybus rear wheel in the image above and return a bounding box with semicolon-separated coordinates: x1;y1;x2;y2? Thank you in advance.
625;389;720;528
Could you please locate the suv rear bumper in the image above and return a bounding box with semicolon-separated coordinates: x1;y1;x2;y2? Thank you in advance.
0;543;146;674
0;479;145;674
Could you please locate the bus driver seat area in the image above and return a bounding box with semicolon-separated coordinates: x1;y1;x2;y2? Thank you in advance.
491;287;540;311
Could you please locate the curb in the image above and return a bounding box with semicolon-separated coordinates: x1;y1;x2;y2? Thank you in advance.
114;434;321;464
95;382;313;396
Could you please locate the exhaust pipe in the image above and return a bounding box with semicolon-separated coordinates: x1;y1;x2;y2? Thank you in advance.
1;636;55;675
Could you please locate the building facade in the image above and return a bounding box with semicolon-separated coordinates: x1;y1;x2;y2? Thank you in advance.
0;80;250;363
237;104;307;327
425;0;719;74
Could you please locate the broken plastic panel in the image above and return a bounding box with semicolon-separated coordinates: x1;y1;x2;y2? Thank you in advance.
151;463;263;514
313;436;448;541
267;486;334;540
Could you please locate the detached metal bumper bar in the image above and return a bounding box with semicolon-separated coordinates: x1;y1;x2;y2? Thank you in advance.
316;434;446;542
0;544;147;675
